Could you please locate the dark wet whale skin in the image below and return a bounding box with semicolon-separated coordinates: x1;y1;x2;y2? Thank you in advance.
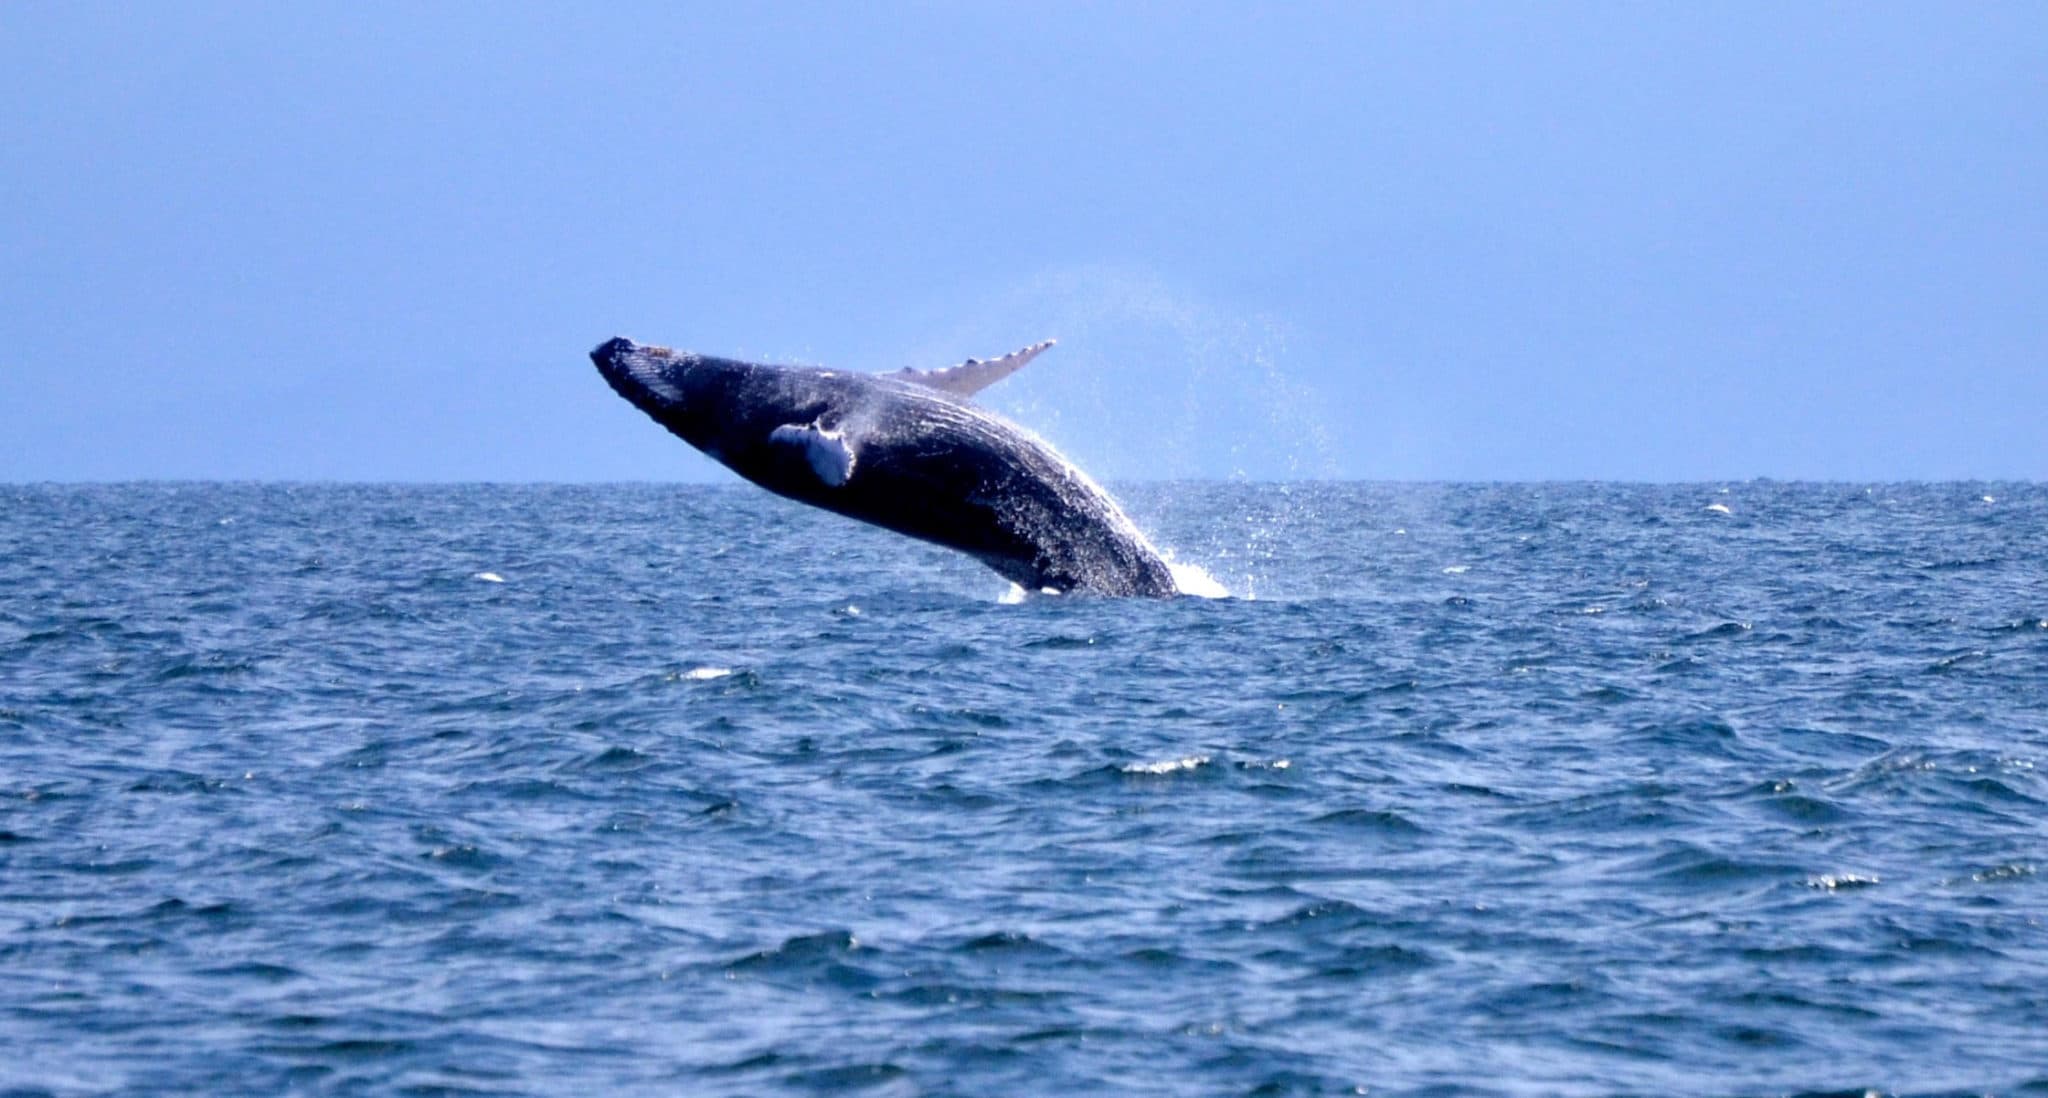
592;338;1178;597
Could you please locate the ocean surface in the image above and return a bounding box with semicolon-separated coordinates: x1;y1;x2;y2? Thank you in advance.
3;481;2045;1097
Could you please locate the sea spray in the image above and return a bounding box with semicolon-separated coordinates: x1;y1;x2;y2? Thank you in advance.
908;266;1347;597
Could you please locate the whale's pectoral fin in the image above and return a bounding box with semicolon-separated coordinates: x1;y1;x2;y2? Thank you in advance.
891;339;1055;399
768;422;856;487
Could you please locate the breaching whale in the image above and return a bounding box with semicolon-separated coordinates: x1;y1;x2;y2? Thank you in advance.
591;337;1179;597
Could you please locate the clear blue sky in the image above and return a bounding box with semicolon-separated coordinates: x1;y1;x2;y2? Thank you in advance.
5;3;2043;481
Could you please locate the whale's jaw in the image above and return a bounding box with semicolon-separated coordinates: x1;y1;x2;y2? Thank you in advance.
591;337;694;415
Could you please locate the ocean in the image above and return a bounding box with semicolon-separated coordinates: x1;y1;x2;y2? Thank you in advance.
2;481;2043;1096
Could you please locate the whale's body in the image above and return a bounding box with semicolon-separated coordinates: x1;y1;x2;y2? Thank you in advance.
591;337;1178;597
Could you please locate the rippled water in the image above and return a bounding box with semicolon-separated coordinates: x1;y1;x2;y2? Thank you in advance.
3;482;2045;1096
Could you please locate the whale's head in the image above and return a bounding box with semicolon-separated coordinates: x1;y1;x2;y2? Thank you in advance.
593;337;761;458
591;337;700;413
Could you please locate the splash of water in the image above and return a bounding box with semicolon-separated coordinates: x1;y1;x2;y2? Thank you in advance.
909;267;1337;483
995;559;1227;602
903;266;1343;599
1169;559;1232;599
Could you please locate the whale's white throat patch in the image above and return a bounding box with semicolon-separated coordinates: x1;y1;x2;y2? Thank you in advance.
770;422;856;487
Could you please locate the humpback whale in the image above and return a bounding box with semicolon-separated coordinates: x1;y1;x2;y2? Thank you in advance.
592;337;1179;597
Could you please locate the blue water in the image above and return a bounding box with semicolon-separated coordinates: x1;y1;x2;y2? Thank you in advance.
3;482;2044;1096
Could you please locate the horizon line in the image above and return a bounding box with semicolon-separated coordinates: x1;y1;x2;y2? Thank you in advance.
6;477;2040;489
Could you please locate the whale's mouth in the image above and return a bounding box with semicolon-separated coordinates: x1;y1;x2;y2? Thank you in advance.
591;337;691;411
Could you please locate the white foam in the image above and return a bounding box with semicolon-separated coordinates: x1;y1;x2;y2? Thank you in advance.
473;572;505;583
1121;754;1211;775
1169;560;1230;599
681;666;732;680
1705;503;1732;515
